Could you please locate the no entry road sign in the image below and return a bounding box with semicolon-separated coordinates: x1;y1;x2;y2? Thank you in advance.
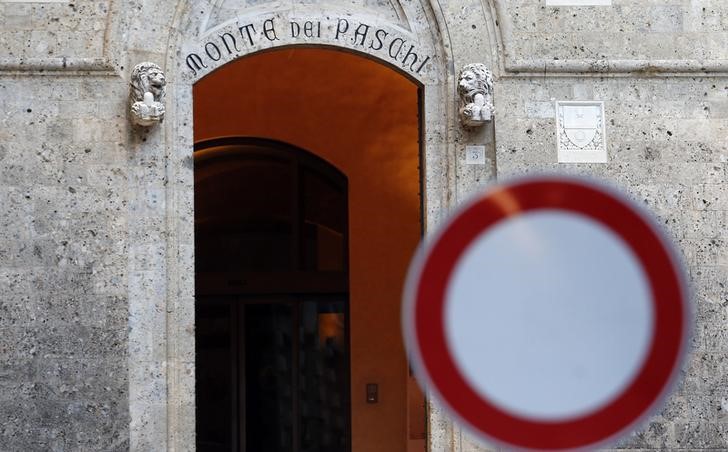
403;176;690;451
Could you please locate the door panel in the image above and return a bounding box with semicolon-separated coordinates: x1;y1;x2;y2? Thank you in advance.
196;301;234;451
298;300;348;452
244;303;294;452
196;297;349;452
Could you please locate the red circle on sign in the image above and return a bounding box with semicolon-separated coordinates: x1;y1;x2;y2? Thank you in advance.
403;176;689;451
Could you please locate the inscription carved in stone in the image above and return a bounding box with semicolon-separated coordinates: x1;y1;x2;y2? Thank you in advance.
183;17;433;78
458;63;494;128
130;62;166;127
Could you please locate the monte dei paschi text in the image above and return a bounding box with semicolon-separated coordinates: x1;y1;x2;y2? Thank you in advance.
185;17;432;76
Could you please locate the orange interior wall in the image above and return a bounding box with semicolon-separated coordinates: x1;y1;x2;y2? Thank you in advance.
193;47;421;452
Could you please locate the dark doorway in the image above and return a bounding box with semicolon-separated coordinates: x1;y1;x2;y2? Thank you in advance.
194;138;350;452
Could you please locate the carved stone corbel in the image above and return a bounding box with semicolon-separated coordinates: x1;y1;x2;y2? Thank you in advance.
130;62;166;127
457;63;494;128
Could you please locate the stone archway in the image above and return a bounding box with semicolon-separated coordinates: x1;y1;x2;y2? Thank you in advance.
194;46;423;452
125;1;501;450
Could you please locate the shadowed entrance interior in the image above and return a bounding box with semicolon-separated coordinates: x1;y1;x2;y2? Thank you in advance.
193;47;424;452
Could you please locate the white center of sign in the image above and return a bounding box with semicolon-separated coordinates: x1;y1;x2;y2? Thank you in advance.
445;210;654;420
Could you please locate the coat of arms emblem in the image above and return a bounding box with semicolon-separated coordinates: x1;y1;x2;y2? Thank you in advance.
556;101;607;163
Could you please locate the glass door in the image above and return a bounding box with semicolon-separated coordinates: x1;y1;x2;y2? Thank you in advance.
196;297;349;452
296;299;348;452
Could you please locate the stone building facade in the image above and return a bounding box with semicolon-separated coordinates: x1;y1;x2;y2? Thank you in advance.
0;0;727;450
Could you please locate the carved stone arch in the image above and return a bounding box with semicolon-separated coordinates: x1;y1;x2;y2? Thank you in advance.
123;0;502;450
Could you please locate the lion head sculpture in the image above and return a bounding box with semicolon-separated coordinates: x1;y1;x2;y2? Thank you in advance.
130;62;166;103
457;63;494;127
130;62;166;126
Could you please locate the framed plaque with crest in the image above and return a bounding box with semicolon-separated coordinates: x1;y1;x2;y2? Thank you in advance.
556;101;607;163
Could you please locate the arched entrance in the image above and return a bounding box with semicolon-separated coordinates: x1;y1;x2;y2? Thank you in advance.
193;48;424;452
127;1;496;450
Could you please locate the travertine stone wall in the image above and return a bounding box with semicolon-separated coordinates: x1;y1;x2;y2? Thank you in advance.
0;76;130;449
0;2;110;60
1;0;728;451
498;0;728;66
488;75;728;450
207;0;408;31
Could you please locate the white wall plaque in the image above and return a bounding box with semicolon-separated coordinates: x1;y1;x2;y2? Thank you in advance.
556;101;607;163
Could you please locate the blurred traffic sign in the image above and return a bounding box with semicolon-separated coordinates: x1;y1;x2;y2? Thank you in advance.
403;175;690;451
